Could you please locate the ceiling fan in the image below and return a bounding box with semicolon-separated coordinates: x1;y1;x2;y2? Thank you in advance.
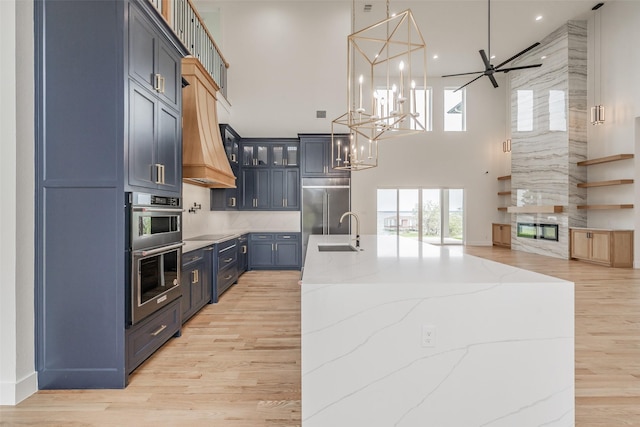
442;0;543;91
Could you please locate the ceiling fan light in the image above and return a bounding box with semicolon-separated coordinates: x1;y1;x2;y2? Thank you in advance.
590;105;605;125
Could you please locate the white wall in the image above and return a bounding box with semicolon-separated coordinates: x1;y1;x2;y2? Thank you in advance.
196;1;507;245
585;1;640;265
0;0;36;405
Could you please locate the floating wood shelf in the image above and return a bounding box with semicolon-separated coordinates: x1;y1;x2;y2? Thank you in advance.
497;191;512;195
577;204;634;210
497;175;512;181
577;179;634;188
497;207;508;211
507;205;564;213
577;154;634;166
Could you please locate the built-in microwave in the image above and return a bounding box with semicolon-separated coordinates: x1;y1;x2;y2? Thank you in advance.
130;192;182;250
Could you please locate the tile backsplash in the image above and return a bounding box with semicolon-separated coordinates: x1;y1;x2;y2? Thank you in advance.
182;183;301;239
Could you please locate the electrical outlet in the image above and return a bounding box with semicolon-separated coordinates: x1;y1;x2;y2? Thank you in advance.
422;324;436;348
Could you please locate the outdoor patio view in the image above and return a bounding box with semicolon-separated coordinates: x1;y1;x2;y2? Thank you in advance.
377;188;464;244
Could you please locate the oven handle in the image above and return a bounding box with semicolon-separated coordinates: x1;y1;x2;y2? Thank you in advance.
133;242;185;257
132;207;185;213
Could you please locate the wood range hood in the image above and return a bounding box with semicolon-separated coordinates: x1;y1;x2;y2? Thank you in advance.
181;57;236;188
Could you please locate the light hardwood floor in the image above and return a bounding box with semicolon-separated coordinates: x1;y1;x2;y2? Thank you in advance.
2;248;640;426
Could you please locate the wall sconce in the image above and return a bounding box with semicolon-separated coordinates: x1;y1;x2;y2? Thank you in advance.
590;3;605;125
502;139;511;153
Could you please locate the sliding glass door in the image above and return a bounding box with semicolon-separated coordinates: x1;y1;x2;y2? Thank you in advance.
377;188;464;245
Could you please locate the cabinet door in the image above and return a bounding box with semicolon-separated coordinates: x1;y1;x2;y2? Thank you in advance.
500;225;511;246
242;143;269;167
570;230;591;260
285;169;300;209
128;6;156;92
156;103;181;193
157;42;180;109
271;169;286;209
220;125;240;165
492;224;501;245
250;241;274;268
301;139;327;176
590;231;611;264
275;242;299;267
241;169;270;209
128;83;157;189
272;144;299;167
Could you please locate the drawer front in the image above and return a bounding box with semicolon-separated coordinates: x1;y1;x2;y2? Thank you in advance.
218;238;237;252
182;249;204;266
251;233;274;242
217;268;238;296
218;250;238;272
276;233;300;241
126;298;181;373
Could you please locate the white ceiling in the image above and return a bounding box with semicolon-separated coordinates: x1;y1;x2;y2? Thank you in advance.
353;0;601;76
207;0;604;77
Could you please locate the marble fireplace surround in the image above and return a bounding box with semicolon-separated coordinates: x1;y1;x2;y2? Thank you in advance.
509;21;587;259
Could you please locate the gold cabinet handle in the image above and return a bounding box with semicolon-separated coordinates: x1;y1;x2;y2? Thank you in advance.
241;245;247;254
229;197;236;207
160;75;166;93
151;324;167;337
154;74;162;91
155;164;163;184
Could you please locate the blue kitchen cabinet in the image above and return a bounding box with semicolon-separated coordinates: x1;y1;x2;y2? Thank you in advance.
300;134;350;177
249;233;301;270
211;124;241;211
210;163;240;210
181;248;212;323
213;239;239;301
271;169;300;210
35;0;187;388
237;234;249;275
241;140;270;167
241;168;271;209
127;4;182;195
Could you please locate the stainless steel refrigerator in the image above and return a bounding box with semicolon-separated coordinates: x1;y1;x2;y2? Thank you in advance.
301;177;351;263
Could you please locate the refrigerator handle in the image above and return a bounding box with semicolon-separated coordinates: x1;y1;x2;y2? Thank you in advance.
326;192;331;235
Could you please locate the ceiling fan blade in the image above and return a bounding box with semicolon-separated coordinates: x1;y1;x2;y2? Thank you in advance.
442;71;485;78
496;63;543;73
479;49;491;70
488;73;499;88
454;74;484;92
494;42;541;69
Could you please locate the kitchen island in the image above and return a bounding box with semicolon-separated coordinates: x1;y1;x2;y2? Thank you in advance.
301;235;574;426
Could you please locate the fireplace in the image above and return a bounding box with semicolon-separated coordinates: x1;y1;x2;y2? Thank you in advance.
516;223;559;241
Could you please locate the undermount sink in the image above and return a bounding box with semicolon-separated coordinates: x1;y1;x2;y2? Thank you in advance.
317;243;358;252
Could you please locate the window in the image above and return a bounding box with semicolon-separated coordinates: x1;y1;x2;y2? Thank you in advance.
375;87;432;131
444;88;466;131
376;188;464;245
517;90;534;131
548;90;567;131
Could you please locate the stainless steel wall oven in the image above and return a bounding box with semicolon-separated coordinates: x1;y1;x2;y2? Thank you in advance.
127;192;183;325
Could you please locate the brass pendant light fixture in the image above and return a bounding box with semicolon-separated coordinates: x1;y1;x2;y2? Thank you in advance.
331;0;427;171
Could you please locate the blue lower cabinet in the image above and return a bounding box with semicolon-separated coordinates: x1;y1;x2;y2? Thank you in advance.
126;297;181;374
212;239;239;301
181;248;212;323
249;233;301;270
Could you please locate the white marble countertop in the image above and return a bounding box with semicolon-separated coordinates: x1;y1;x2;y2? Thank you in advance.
183;232;246;253
301;234;575;426
302;234;569;286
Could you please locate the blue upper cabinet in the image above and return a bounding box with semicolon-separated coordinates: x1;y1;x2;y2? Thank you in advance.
127;3;183;195
237;138;301;211
299;134;350;178
129;5;181;111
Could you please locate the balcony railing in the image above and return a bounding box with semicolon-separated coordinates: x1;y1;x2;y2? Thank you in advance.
149;0;229;99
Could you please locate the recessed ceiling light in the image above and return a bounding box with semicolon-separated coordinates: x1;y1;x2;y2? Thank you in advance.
536;15;543;21
490;55;496;59
433;54;439;59
541;55;547;60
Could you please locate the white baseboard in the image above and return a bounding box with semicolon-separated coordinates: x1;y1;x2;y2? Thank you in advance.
0;371;37;405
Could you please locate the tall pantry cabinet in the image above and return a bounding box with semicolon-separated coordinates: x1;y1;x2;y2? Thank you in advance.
35;0;187;388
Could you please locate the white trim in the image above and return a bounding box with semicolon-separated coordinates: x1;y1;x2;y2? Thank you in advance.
0;372;38;406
